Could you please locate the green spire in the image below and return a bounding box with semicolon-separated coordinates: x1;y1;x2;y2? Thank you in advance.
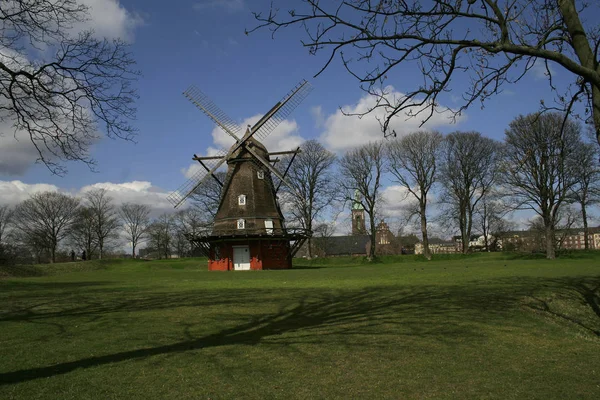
352;189;364;210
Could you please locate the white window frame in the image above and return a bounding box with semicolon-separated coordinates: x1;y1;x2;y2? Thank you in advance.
257;170;265;179
237;219;245;230
265;220;274;235
238;194;246;205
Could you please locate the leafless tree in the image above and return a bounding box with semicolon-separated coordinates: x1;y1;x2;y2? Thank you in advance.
84;189;120;259
0;205;14;244
68;206;98;259
474;197;507;251
570;142;600;249
147;214;174;259
281;140;338;258
440;131;500;254
0;0;138;175
387;131;443;260
250;1;600;148
500;112;581;259
172;208;211;257
119;203;150;258
192;171;226;219
339;141;385;260
13;191;79;263
528;206;580;251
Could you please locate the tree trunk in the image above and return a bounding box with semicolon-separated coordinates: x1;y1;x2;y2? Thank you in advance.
368;212;376;260
132;243;136;258
582;202;589;250
99;242;103;260
466;207;474;254
545;224;556;259
420;202;431;260
307;236;313;259
558;0;600;147
460;208;469;254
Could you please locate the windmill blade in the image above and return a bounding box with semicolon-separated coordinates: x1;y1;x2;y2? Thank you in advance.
251;80;313;142
166;148;228;208
183;85;243;141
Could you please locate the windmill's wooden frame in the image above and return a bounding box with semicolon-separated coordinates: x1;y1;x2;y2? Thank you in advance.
167;81;311;270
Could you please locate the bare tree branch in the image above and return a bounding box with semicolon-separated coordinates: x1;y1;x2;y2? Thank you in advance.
0;0;139;175
250;0;600;146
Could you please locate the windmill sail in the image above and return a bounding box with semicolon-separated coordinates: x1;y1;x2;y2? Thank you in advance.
166;148;227;208
183;86;243;140
252;80;313;141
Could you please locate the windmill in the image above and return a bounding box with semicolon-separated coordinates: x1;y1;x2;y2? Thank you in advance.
167;80;312;270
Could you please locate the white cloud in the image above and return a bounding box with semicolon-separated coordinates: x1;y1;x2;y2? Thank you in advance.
76;0;144;41
182;164;202;179
311;105;325;128
79;181;173;214
0;180;59;206
531;59;557;81
193;0;245;12
380;185;412;217
319;87;464;152
0;180;174;217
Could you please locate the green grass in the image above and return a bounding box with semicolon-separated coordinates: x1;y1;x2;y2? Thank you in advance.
1;253;600;399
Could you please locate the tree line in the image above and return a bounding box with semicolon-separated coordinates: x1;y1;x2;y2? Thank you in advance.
1;112;598;264
0;190;211;265
258;112;600;261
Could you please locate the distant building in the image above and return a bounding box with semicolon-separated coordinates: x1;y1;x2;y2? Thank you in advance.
351;190;366;235
415;238;458;255
501;227;600;251
297;192;411;257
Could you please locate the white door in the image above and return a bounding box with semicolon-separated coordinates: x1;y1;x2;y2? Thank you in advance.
233;246;251;270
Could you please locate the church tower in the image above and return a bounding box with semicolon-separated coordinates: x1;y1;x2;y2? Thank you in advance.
351;190;366;235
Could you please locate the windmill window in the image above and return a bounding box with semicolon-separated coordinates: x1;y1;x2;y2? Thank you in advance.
257;170;265;179
214;246;221;259
238;194;246;205
237;219;245;230
265;220;274;235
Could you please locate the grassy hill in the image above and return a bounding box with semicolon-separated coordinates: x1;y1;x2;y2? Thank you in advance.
1;253;599;399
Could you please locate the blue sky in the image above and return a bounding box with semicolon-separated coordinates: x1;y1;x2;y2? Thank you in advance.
1;0;597;235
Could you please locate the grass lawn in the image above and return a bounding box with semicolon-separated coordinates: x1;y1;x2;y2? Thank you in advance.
1;253;600;399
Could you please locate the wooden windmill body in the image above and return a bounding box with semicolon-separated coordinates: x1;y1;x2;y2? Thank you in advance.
167;81;311;270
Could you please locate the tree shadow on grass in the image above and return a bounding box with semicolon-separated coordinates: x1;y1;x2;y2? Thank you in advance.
1;275;600;385
521;277;600;337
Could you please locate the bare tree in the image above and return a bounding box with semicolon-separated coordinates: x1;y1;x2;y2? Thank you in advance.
501;112;581;259
172;208;211;257
192;171;226;219
0;0;138;175
251;1;600;148
281;140;338;258
570;142;600;249
0;205;13;244
387;131;443;260
339;141;385;260
13;191;79;263
440;132;500;254
147;214;174;260
69;206;98;259
119;203;150;258
84;189;120;259
474;197;507;252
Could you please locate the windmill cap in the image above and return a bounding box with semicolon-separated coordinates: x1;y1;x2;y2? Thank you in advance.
230;136;269;161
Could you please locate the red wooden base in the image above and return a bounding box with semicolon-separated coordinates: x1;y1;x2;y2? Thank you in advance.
207;239;291;271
